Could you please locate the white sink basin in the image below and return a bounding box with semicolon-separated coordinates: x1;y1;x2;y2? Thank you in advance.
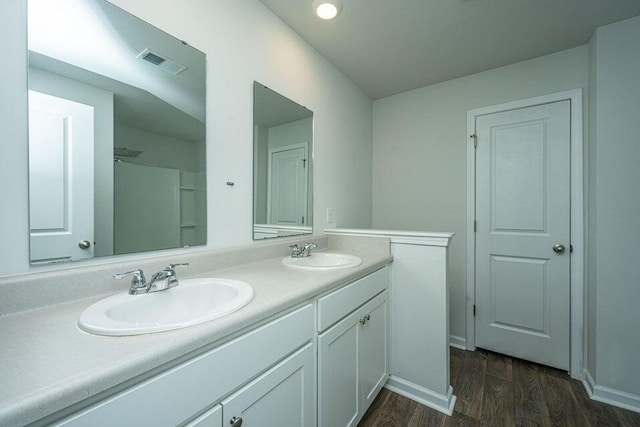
282;252;362;270
78;278;254;336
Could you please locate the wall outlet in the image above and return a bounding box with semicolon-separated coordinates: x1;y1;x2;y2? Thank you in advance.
326;207;336;224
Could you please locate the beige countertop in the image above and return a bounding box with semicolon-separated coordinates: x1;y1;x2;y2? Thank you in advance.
0;248;392;427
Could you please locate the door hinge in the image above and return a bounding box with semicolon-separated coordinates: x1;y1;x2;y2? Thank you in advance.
570;244;573;253
302;216;304;224
470;134;477;148
473;305;476;316
474;220;477;232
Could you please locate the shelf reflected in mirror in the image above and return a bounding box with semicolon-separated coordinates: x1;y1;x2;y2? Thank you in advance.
253;82;313;240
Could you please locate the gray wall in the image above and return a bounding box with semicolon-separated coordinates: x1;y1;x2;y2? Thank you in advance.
372;46;589;341
588;15;640;396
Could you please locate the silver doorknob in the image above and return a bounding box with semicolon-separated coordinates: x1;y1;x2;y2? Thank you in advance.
230;416;243;427
78;240;91;249
553;244;566;254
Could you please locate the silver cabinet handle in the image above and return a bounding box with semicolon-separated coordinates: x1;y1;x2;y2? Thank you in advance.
359;314;371;325
553;244;566;254
230;416;243;426
78;240;91;249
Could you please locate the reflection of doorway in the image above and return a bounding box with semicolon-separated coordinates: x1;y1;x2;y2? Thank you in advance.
267;143;308;226
28;90;94;263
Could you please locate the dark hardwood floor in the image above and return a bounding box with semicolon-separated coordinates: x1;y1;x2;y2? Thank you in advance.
359;348;640;426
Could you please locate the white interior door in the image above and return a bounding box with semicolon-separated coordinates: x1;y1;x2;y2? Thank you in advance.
475;100;571;370
267;144;308;226
28;90;94;263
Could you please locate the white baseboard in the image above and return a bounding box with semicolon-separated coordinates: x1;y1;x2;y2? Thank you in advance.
583;369;640;414
449;335;466;350
384;375;456;415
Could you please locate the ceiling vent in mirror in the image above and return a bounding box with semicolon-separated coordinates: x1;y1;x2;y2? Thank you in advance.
137;48;187;75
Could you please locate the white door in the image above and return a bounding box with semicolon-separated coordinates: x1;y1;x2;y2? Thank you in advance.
360;295;388;410
267;144;308;226
28;90;94;263
318;316;360;427
222;344;315;427
475;100;571;370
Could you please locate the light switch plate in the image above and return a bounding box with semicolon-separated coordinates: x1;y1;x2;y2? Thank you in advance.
326;207;335;224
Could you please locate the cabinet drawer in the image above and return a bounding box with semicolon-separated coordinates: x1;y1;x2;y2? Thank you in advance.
317;266;388;332
221;344;315;427
55;304;314;427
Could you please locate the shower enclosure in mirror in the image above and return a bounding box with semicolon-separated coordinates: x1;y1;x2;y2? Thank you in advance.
27;0;207;264
253;83;313;240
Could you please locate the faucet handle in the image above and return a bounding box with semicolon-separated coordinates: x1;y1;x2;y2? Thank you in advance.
162;263;189;288
113;269;146;286
303;242;318;256
289;244;303;258
165;263;189;271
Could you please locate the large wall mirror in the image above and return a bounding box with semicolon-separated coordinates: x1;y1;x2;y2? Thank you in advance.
27;0;207;264
253;83;313;240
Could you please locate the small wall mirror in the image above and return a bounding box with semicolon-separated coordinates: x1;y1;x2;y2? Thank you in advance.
253;83;313;240
27;0;207;264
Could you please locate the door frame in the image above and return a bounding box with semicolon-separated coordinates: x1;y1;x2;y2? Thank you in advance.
465;89;584;379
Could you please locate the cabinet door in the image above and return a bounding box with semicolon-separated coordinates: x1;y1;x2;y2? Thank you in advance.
360;295;388;411
318;314;360;427
222;344;315;427
184;404;222;427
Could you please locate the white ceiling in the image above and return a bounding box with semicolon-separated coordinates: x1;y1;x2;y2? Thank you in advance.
259;0;640;100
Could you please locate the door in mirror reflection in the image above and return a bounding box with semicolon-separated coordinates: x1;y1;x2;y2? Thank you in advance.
27;0;207;264
28;90;95;263
269;144;308;226
253;83;313;240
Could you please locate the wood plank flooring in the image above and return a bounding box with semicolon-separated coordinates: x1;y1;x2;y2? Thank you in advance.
359;348;640;427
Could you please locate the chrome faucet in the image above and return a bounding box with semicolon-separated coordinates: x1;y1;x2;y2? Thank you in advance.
289;243;318;258
303;242;318;257
114;263;189;295
289;244;304;258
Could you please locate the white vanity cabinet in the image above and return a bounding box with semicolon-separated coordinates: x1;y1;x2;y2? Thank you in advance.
53;305;314;427
184;404;222;427
45;265;391;427
317;267;389;427
221;344;315;427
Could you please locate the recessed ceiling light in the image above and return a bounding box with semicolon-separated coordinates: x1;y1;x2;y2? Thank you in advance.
312;0;342;20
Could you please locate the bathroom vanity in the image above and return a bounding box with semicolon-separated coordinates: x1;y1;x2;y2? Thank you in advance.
55;267;389;427
0;231;452;427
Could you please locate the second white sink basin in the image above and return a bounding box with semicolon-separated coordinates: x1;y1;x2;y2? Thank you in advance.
282;252;362;270
78;278;254;336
